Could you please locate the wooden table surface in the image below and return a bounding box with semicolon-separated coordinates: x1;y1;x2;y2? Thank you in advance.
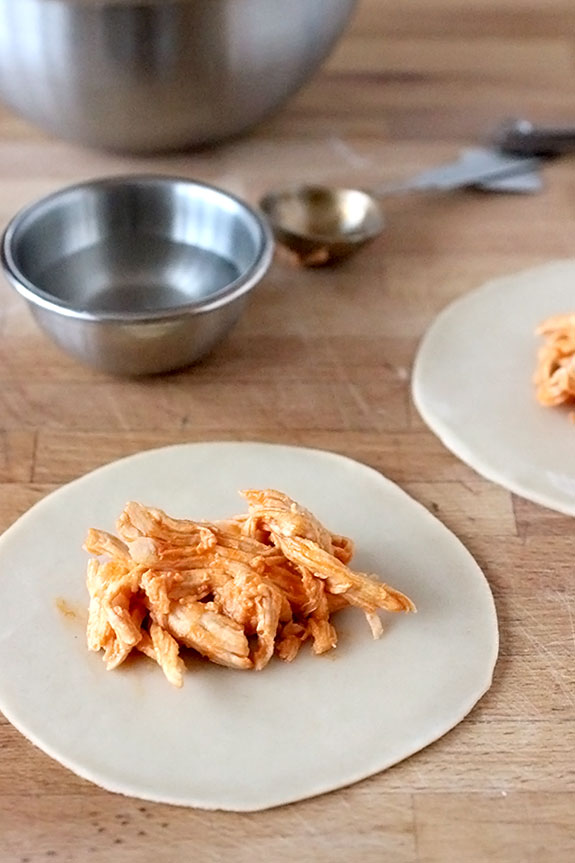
1;0;575;860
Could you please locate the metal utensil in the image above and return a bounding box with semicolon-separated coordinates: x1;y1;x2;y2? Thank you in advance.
260;149;541;266
1;176;273;375
461;148;543;194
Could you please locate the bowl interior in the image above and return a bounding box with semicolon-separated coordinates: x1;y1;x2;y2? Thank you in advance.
7;178;267;314
261;186;383;243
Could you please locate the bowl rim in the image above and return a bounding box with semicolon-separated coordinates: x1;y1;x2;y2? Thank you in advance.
0;174;274;322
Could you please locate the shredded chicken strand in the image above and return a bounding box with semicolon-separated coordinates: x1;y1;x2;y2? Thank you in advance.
534;314;575;407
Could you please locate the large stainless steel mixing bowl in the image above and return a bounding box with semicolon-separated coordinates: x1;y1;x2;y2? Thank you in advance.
0;0;357;153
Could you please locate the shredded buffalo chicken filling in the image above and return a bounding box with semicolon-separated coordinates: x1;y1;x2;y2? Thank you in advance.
85;490;415;687
534;314;575;407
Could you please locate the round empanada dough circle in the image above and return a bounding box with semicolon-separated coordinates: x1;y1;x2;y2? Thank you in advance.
0;442;498;811
413;259;575;515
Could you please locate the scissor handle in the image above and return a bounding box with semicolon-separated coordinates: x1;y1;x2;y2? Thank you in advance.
492;119;575;156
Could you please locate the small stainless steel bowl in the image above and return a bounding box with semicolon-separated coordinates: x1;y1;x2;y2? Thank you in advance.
1;176;273;375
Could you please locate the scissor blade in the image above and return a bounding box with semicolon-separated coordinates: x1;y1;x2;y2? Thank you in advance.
408;147;542;192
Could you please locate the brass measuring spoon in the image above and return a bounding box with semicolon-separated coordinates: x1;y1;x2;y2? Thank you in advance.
260;146;542;267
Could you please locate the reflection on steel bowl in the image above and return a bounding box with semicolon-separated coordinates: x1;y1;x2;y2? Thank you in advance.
0;0;357;153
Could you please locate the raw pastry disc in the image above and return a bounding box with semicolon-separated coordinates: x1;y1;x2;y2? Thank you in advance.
0;443;498;811
413;260;575;515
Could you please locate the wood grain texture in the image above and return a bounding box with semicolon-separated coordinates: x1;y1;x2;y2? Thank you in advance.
1;0;575;860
